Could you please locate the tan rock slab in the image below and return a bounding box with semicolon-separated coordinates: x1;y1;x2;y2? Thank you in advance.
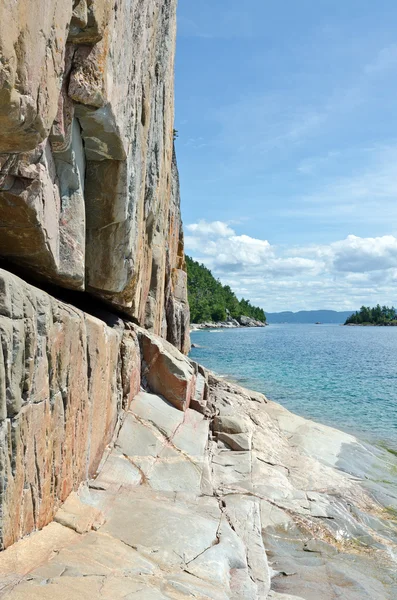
0;522;78;578
217;432;252;452
54;492;105;534
138;328;196;410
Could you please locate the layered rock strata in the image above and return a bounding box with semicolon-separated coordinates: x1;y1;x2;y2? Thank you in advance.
0;0;189;353
0;268;396;598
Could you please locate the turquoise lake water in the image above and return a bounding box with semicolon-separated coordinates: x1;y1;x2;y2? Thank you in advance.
190;324;397;451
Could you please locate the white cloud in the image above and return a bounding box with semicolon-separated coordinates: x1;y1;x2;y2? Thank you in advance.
185;221;397;311
186;220;235;238
331;235;397;272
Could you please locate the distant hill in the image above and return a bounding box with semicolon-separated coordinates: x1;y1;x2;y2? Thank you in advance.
265;310;354;324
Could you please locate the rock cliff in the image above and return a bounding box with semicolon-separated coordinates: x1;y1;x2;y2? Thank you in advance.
0;0;189;353
1;2;397;600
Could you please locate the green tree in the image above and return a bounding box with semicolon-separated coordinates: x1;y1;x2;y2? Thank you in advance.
186;256;266;324
345;305;397;326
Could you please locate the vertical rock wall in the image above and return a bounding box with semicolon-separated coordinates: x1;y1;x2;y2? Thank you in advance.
0;267;197;549
0;269;142;549
0;0;192;550
0;0;190;353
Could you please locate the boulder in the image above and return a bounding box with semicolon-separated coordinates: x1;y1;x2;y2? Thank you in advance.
238;315;266;327
213;415;251;435
136;326;196;411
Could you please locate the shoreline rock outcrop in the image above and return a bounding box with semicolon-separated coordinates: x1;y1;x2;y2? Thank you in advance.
0;302;396;597
0;268;198;550
191;316;267;331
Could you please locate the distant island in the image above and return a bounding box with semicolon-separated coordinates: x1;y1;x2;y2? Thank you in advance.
186;256;266;324
345;305;397;326
265;310;354;324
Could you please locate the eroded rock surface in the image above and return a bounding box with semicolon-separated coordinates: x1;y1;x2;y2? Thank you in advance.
0;269;197;551
0;268;133;548
1;321;396;598
0;0;189;353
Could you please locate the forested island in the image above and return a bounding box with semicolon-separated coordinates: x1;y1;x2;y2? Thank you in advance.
345;305;397;326
186;256;266;324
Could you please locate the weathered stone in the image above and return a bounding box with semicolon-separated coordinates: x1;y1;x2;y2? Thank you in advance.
0;1;73;152
163;152;191;353
0;0;190;353
137;327;196;411
217;432;252;452
85;314;122;475
213;415;251;435
0;270;138;548
68;0;113;45
0;145;61;282
0;134;86;290
71;0;89;31
121;330;141;410
69;45;108;108
50;45;76;152
54;491;105;534
189;372;208;414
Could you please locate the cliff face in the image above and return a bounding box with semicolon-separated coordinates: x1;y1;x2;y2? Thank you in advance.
0;0;189;353
0;0;191;551
1;2;396;599
0;269;137;548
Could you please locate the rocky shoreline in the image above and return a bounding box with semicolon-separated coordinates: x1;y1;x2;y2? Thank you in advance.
1;325;396;599
191;315;267;331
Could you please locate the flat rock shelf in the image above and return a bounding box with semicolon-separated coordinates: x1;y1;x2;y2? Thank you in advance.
1;369;396;599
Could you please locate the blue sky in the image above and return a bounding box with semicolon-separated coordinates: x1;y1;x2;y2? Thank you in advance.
175;1;397;311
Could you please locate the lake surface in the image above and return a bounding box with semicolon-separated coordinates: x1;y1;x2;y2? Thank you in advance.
190;324;397;451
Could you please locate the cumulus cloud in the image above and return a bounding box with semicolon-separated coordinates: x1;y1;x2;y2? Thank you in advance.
186;220;273;269
331;235;397;272
186;220;235;237
185;221;397;311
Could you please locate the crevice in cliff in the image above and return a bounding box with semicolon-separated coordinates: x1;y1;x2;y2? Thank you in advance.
0;260;140;329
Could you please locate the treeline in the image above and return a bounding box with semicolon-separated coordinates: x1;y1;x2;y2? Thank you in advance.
186;256;266;324
345;305;397;326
